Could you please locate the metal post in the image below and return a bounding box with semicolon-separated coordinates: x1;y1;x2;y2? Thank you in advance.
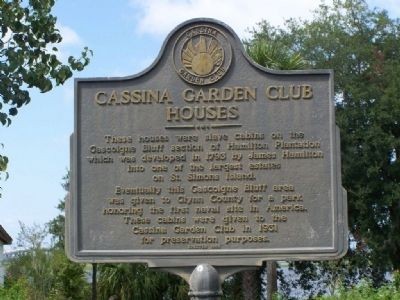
92;263;97;300
188;264;222;300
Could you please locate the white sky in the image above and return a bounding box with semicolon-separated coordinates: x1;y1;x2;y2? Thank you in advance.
0;0;397;250
130;0;320;38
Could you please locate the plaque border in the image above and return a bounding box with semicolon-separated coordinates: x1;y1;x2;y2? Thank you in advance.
67;18;348;267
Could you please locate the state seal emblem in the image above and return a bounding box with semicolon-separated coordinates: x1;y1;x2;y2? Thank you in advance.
173;25;232;85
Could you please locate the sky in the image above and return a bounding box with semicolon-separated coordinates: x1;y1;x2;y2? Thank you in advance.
0;0;398;250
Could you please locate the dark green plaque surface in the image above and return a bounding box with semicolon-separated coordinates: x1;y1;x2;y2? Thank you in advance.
67;18;347;267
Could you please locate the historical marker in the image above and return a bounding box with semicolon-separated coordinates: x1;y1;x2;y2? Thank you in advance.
67;18;347;268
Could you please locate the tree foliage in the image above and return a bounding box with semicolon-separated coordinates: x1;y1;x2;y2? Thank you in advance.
0;0;91;126
46;172;190;300
47;171;69;249
245;38;306;70
246;0;400;296
5;248;89;300
289;0;400;272
0;0;91;196
98;263;188;300
0;278;30;300
0;143;8;197
315;274;400;300
3;177;89;300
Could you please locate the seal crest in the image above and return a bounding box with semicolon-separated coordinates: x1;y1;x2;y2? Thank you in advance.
174;25;232;85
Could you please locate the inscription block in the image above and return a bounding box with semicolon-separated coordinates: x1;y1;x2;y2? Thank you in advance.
67;18;347;267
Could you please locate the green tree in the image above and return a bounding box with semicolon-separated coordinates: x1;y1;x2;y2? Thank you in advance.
247;0;400;296
0;277;30;300
98;263;188;300
4;174;89;299
48;171;69;249
0;0;91;193
46;172;89;299
48;173;190;300
5;247;89;300
48;249;89;300
0;0;91;126
0;143;8;197
245;37;306;70
290;0;400;274
6;222;53;299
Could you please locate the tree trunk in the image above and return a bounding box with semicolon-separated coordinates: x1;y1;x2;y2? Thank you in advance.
242;270;259;300
92;263;97;300
265;261;277;300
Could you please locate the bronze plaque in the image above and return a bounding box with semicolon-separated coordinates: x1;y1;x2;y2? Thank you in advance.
67;19;347;267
